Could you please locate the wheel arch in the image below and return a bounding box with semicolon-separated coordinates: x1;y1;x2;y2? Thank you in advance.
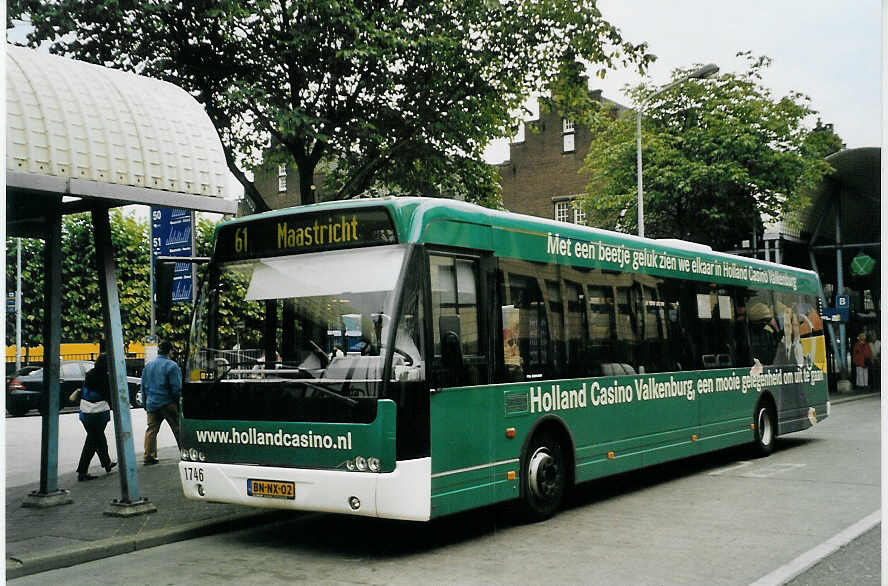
753;390;778;432
518;414;576;499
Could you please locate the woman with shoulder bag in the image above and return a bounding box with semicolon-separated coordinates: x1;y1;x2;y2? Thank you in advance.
75;354;117;481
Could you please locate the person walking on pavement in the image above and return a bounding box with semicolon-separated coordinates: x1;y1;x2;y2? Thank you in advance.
142;340;182;464
852;332;872;389
75;354;117;481
867;334;880;390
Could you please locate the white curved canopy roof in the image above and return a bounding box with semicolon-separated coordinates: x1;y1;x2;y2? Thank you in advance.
6;45;235;214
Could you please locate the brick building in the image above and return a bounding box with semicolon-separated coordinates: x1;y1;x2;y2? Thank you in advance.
250;159;335;212
498;91;626;224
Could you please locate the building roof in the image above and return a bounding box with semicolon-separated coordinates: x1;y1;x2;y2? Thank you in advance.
801;147;880;245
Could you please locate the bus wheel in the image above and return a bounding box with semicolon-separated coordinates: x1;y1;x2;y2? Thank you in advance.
753;402;776;457
522;431;566;521
6;404;27;417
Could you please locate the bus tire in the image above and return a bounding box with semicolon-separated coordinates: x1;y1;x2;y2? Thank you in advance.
753;401;777;457
521;430;567;521
6;404;27;417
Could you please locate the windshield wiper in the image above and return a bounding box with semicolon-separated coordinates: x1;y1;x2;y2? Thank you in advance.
283;380;359;407
273;362;318;378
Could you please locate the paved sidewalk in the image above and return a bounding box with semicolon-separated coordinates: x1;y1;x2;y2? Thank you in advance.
6;446;288;580
5;389;879;580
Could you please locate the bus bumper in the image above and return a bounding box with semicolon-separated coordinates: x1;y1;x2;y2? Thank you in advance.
179;457;431;521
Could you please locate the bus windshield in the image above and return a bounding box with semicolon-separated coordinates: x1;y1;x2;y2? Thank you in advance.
187;244;416;403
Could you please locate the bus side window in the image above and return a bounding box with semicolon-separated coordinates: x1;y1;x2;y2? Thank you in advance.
661;279;694;371
564;280;588;377
640;283;668;373
586;282;615;376
497;261;550;381
546;279;565;373
429;254;486;387
747;290;781;366
733;291;752;367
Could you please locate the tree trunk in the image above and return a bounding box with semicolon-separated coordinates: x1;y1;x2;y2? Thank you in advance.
298;163;317;206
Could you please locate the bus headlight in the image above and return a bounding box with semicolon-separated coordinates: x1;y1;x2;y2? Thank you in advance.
189;448;200;461
344;456;381;472
181;449;190;461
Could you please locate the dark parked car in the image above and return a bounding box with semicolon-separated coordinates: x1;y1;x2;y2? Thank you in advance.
6;360;141;417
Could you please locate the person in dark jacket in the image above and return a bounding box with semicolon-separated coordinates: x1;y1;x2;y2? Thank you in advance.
76;354;117;481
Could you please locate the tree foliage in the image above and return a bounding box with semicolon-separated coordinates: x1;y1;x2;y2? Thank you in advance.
6;211;151;349
14;1;652;210
5;212;238;353
580;53;839;250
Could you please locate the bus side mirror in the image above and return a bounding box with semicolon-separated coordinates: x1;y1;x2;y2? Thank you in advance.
155;260;175;322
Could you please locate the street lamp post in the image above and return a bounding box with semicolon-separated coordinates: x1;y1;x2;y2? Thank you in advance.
636;63;719;238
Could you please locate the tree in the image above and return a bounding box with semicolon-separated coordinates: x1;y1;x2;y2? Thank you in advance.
5;237;44;361
580;53;838;250
8;211;154;350
803;119;845;159
5;212;270;354
15;1;652;210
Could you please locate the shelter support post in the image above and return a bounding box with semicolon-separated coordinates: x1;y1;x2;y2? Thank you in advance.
92;209;157;516
835;197;847;379
806;198;844;385
24;212;72;508
808;252;842;379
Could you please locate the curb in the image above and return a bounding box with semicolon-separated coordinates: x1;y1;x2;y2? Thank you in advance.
829;391;880;406
6;510;285;580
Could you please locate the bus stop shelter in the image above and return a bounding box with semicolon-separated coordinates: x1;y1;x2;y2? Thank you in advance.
6;45;237;514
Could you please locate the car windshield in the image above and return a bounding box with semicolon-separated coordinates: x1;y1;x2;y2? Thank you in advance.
187;244;417;397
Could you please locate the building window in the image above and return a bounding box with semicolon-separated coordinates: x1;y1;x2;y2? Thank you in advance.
511;121;525;144
278;164;287;193
574;206;586;226
562;118;575;153
554;201;571;223
555;199;585;225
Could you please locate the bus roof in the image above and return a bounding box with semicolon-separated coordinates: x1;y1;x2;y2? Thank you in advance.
217;197;821;294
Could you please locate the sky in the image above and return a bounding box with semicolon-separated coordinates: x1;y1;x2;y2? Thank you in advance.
9;3;882;175
485;0;881;163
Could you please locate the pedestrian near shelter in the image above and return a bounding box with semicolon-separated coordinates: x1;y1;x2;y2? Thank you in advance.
6;45;237;514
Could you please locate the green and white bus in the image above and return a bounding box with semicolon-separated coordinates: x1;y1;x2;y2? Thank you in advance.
179;197;829;520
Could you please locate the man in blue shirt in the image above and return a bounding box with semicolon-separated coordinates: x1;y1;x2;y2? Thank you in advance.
142;340;182;464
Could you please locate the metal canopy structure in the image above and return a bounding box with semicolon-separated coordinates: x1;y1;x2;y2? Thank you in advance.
6;45;237;513
804;147;880;380
803;147;880;249
760;147;880;381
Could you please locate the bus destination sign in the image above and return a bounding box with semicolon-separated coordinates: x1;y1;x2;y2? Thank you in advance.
216;207;398;261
